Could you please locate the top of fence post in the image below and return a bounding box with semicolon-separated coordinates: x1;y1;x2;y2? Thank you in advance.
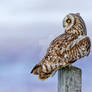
58;66;82;92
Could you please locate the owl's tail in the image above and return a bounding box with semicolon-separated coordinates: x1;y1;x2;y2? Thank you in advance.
31;64;56;80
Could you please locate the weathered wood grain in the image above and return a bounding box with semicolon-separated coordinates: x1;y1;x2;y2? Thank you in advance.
58;66;82;92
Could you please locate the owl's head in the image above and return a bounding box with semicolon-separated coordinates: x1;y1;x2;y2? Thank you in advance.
63;13;87;35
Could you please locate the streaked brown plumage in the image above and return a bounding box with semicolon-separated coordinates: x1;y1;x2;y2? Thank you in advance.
31;13;91;80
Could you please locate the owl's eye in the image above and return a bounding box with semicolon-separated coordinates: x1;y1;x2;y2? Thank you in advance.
66;18;71;23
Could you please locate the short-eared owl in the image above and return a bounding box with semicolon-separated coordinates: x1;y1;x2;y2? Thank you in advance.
31;13;91;80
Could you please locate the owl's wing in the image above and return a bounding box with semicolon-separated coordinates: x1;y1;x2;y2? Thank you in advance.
31;33;91;80
40;33;91;72
46;33;78;58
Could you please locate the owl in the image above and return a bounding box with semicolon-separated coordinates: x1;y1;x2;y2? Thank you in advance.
31;13;91;80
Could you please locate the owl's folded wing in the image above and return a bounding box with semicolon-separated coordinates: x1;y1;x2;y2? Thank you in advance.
31;33;91;80
41;34;91;73
58;36;91;65
46;33;78;56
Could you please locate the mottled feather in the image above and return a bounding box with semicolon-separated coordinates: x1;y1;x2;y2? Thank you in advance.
31;13;91;80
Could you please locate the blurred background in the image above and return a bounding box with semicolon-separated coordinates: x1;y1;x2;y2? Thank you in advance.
0;0;92;92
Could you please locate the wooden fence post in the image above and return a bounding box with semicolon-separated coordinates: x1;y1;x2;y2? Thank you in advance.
58;66;82;92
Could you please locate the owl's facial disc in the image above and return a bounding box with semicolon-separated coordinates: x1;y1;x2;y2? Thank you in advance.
63;14;74;30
